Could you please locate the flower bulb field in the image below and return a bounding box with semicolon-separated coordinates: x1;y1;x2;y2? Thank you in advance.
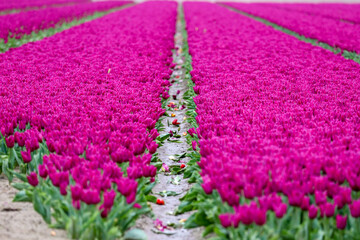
0;1;360;240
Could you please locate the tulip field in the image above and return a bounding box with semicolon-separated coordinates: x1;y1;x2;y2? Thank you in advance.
1;1;360;240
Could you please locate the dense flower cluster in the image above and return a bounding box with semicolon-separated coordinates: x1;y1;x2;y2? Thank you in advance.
0;1;131;42
1;1;176;214
222;2;360;53
0;0;89;12
184;2;360;228
264;3;360;25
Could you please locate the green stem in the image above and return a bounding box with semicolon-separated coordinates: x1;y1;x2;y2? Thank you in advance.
324;218;330;240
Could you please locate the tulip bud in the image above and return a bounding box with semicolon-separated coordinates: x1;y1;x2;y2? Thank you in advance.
111;148;132;163
47;141;56;153
72;200;81;210
49;172;61;187
5;136;15;148
219;214;232;228
288;190;303;207
350;200;360;218
19;120;26;131
241;206;253;225
301;196;310;211
103;190;116;209
324;203;335;218
308;205;318;219
38;164;48;179
244;185;255;199
21;150;32;163
126;191;136;204
201;181;213;195
147;142;158;154
192;141;197;151
188;128;196;137
336;215;347;230
71;185;83;201
14;132;25;147
60;182;68;196
254;209;266;226
27;172;39;187
4;123;14;136
100;206;109;218
275;203;287;218
315;191;327;205
82;189;100;205
193;86;200;94
162;91;170;99
149;129;159;140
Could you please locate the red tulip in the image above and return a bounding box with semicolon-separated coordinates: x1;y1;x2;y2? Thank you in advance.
156;198;165;205
172;119;180;125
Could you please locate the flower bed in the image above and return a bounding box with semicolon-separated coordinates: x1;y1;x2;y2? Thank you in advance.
182;2;360;239
0;1;176;238
0;1;131;42
0;0;89;12
222;2;360;54
264;3;360;25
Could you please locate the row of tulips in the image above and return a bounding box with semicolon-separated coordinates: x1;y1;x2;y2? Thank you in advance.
261;3;360;25
181;2;360;239
0;1;177;239
0;0;89;12
221;2;360;54
0;0;131;43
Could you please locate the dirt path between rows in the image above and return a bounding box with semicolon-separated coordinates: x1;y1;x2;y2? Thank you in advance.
134;9;203;240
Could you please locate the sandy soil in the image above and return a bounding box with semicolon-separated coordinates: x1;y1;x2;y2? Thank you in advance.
0;175;67;240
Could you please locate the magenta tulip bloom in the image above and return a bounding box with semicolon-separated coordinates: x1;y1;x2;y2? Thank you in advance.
38;164;48;179
308;205;318;219
219;213;232;228
60;182;68;196
350;200;360;218
103;190;116;209
5;136;15;148
27;172;39;187
147;142;158;154
21;150;32;163
14;132;25;147
254;209;266;226
192;141;197;151
71;185;83;201
275;203;287;218
324;203;335;218
336;215;347;230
